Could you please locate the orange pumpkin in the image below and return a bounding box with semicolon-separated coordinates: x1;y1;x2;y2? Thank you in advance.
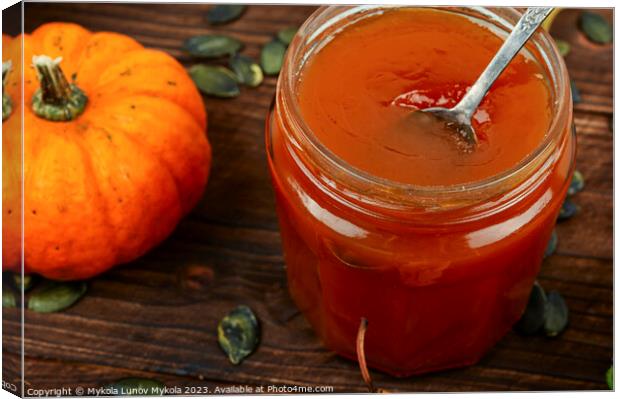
2;23;211;280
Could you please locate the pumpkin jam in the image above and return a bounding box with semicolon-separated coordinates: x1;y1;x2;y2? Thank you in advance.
298;8;552;186
267;7;574;376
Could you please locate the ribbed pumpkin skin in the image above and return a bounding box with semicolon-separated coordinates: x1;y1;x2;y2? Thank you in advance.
2;23;211;280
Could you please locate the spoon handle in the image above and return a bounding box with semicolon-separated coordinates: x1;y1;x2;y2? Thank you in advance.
455;7;554;120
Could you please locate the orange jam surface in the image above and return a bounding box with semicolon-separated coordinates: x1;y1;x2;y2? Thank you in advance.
298;8;552;186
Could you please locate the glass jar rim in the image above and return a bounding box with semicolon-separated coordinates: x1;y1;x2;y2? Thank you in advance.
277;6;571;207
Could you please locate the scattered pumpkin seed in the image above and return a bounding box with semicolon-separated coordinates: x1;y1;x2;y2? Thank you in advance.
218;305;260;365
558;198;578;221
514;281;547;335
277;26;298;46
580;12;612;44
544;291;569;337
207;4;247;25
544;229;558;258
2;285;16;308
260;40;286;75
28;281;87;313
183;35;243;58
104;377;165;395
607;366;613;389
229;54;263;87
570;80;582;104
2;60;12;121
189;65;240;98
555;39;571;57
13;273;34;291
567;170;585;196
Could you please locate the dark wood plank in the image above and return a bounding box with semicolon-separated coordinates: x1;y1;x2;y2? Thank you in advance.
3;4;612;393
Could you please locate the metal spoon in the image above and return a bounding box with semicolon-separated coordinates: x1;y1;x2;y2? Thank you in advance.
422;7;554;146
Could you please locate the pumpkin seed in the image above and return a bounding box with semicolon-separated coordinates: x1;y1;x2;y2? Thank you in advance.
3;285;16;308
580;12;612;44
104;377;165;395
183;35;243;58
13;273;34;291
570;80;582;104
260;40;286;75
544;291;569;337
555;39;571;57
558;198;578;221
2;60;12;121
189;65;240;98
218;305;260;365
28;281;87;313
229;54;263;87
544;229;558;259
277;26;298;46
207;4;247;25
607;366;613;389
567;170;585;196
514;282;547;335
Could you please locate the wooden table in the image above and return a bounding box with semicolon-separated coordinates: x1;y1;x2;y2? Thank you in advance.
3;4;613;394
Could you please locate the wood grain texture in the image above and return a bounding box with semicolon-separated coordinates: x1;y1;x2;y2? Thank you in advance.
2;4;612;393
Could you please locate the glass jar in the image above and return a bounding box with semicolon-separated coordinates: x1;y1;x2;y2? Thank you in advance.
266;6;575;377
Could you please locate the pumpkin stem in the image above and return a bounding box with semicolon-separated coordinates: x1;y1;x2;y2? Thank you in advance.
31;55;87;121
2;60;13;121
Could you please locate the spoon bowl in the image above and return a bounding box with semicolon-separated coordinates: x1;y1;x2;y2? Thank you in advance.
422;106;478;146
